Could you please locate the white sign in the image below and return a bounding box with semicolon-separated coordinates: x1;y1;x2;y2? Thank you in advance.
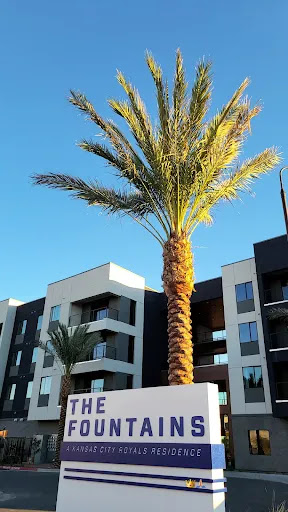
56;383;226;512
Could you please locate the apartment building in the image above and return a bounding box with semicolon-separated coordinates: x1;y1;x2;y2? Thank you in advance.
143;235;288;472
0;235;288;471
0;263;145;440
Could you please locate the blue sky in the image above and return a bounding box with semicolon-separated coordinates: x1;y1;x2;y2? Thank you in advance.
1;0;288;302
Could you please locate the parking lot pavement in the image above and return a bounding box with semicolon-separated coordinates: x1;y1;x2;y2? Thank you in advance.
0;469;288;511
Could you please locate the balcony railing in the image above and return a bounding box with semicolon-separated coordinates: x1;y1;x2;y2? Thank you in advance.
69;307;119;327
276;381;288;400
196;331;226;344
72;387;112;395
88;344;116;361
264;288;288;304
270;332;288;350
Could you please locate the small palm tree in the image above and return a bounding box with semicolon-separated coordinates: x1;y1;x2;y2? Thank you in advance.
33;51;280;386
40;323;101;466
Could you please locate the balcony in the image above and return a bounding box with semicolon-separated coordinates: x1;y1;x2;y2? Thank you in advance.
270;332;288;350
196;330;226;344
195;353;228;367
72;387;112;395
69;307;119;327
276;381;288;401
86;343;116;361
264;288;288;305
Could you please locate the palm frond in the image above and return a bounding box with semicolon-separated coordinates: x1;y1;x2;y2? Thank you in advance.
146;52;170;144
189;59;212;140
40;323;102;374
32;172;152;216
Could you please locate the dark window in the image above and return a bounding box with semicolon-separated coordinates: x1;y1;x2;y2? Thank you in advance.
236;282;254;302
239;322;258;343
281;279;288;301
243;366;263;389
0;323;3;336
17;319;27;335
129;300;136;326
249;430;271;455
37;315;43;330
128;336;134;364
127;375;133;389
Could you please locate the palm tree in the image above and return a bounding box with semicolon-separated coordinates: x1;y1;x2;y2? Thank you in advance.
33;51;280;386
40;323;101;466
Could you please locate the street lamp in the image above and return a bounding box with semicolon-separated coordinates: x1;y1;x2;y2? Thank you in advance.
279;166;288;240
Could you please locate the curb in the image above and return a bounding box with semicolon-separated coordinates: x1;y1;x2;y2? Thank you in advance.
0;465;59;473
225;470;288;484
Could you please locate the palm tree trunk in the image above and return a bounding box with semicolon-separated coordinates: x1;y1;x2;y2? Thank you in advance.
162;233;194;385
54;374;71;467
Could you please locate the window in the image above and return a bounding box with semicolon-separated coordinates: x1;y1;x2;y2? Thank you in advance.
212;330;226;341
249;430;271;455
236;282;254;302
26;381;33;399
50;305;61;322
219;391;227;406
129;300;136;326
37;315;43;330
17;319;27;335
7;383;16;401
40;376;52;395
214;353;228;365
128;335;134;363
91;378;104;392
239;322;258;343
45;340;54;354
243;366;263;389
0;323;3;336
93;343;106;359
11;351;22;367
32;347;38;363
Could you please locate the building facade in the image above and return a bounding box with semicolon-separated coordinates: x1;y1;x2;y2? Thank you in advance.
0;235;288;471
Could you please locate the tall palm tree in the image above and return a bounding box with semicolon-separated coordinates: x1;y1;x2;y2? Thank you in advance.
40;323;101;466
33;51;280;386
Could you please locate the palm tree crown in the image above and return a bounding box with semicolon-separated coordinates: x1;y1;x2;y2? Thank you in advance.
32;51;280;244
40;323;101;375
40;323;101;466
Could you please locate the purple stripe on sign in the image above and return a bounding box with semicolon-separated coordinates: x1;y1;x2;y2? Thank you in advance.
64;467;227;483
63;475;227;494
61;442;225;469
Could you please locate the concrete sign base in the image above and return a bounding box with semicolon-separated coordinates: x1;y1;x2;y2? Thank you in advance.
56;383;226;511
